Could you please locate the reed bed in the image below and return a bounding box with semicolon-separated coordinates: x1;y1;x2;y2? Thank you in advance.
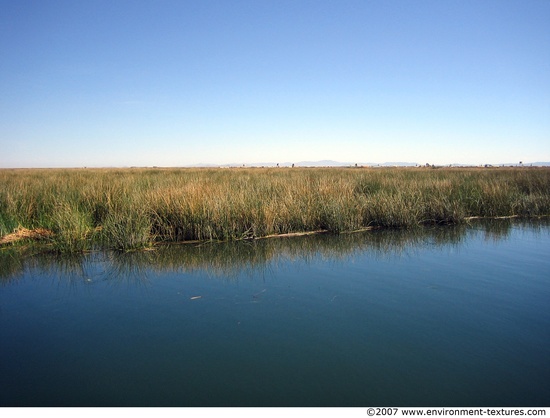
1;167;549;251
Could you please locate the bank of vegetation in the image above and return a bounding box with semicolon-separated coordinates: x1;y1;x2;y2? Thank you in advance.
1;167;549;252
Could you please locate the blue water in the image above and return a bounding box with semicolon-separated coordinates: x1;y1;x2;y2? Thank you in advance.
0;222;549;406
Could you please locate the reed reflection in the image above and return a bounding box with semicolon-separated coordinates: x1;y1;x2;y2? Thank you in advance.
1;219;547;284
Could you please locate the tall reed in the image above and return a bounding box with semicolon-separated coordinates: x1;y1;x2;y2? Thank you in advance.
1;167;549;251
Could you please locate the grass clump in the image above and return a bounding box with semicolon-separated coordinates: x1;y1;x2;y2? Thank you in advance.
0;166;549;252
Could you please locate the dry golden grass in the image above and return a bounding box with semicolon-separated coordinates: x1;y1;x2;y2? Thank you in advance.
0;226;54;244
1;166;549;251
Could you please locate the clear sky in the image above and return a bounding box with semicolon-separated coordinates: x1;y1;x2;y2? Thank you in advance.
1;0;549;167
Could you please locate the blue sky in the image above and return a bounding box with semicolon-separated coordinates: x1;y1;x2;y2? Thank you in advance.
1;0;549;167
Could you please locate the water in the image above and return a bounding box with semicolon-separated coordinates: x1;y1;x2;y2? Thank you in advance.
1;221;549;406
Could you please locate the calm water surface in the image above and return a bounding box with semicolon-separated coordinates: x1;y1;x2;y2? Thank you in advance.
1;221;549;406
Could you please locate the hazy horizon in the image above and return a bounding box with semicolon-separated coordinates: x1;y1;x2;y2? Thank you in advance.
2;0;549;168
3;159;549;170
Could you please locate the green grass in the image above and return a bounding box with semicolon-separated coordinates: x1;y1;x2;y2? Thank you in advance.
1;166;549;252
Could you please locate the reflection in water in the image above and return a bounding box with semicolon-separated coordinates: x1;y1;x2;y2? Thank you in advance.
1;218;549;407
1;219;547;284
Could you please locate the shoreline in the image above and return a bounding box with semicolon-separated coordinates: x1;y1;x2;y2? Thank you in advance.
3;215;550;253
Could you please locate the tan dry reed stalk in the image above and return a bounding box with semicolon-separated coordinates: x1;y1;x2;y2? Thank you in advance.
0;227;54;244
1;167;549;251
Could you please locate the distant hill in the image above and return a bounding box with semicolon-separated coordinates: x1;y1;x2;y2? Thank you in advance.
286;160;419;167
290;160;375;167
492;162;550;167
378;162;418;167
189;160;549;168
191;160;416;168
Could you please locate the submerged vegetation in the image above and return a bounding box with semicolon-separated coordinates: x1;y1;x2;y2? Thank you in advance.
1;167;549;252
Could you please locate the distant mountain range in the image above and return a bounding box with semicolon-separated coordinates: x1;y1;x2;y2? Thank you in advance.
191;160;550;168
193;160;418;168
515;162;550;167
